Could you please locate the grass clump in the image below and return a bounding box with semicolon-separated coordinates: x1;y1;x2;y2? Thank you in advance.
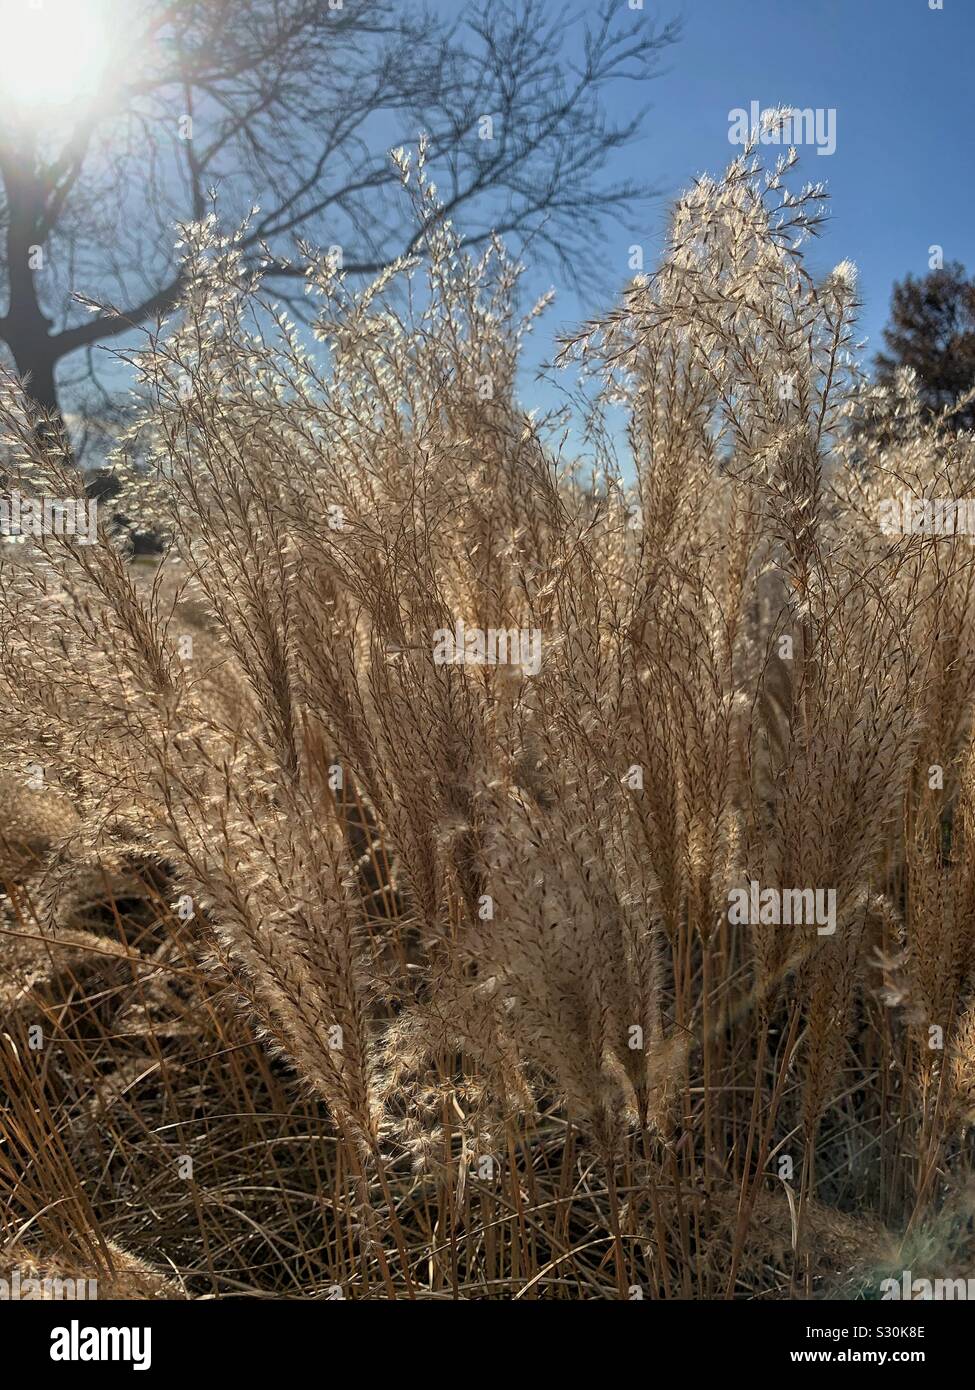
3;138;975;1299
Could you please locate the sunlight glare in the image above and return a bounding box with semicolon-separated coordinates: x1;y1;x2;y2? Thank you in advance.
0;0;115;115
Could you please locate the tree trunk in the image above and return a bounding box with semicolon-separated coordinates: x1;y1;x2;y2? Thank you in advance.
0;131;74;460
7;338;72;456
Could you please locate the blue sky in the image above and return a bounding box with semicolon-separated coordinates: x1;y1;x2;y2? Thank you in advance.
507;0;975;433
46;0;974;461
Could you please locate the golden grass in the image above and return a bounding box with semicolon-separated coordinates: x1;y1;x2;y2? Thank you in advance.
2;133;975;1298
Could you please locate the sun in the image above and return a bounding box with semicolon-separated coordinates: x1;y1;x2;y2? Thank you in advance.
0;0;116;115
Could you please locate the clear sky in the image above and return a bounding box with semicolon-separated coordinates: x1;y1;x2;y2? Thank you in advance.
37;0;974;461
507;0;975;438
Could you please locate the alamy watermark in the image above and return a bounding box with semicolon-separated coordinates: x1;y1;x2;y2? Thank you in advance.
879;494;975;538
881;1270;975;1300
433;618;542;676
1;1266;97;1300
0;491;97;544
728;102;837;156
727;880;836;936
50;1319;151;1371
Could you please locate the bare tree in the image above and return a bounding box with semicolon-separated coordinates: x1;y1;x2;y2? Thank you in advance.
0;0;678;450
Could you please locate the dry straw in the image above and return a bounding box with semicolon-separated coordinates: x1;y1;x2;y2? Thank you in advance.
2;137;975;1297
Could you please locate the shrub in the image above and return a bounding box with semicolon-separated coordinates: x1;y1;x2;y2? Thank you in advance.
3;136;975;1298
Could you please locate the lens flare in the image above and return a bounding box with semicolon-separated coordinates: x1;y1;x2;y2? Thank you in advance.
0;0;115;115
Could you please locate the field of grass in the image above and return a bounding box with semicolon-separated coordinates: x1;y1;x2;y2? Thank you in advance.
3;138;975;1300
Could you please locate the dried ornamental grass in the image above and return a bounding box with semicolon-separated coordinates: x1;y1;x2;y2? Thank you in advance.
1;139;975;1297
